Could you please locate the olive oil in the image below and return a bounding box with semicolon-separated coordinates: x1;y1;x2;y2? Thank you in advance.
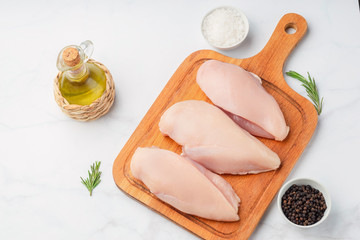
56;40;107;106
59;62;106;105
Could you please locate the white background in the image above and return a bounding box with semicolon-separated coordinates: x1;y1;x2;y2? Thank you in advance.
0;0;359;239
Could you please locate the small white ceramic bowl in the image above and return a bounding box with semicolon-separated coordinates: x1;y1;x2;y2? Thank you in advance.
201;6;249;50
277;178;331;228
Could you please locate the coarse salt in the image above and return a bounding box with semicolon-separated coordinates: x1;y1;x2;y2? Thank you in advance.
202;7;248;48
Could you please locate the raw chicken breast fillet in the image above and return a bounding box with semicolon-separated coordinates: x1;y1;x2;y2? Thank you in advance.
159;100;280;175
196;60;289;141
131;147;240;221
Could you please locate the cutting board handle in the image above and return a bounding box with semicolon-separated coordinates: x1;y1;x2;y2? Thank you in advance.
252;13;308;74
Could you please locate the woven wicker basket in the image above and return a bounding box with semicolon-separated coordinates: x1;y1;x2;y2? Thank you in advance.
54;59;115;121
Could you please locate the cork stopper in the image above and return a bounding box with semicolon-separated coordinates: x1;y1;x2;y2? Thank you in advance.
62;47;81;67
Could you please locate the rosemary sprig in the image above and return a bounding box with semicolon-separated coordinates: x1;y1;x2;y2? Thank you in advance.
286;71;324;115
81;161;102;196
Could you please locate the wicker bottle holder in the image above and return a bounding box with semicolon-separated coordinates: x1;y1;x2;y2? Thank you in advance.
54;59;115;121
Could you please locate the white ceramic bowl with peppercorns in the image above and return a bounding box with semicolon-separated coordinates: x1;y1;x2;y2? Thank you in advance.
277;178;331;228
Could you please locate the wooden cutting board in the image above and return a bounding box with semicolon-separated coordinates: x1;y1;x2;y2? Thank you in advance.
112;13;318;240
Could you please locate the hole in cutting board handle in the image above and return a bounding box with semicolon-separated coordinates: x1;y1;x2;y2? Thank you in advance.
285;23;297;34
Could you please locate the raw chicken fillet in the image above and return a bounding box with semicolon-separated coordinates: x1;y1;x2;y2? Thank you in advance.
130;147;240;221
196;60;289;141
159;100;281;175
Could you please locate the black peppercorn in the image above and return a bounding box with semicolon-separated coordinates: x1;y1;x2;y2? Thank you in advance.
281;184;327;226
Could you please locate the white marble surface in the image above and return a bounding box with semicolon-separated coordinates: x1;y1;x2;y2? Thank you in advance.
0;0;359;239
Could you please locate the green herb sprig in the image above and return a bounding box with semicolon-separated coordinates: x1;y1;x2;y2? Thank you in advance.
286;71;324;115
81;161;102;196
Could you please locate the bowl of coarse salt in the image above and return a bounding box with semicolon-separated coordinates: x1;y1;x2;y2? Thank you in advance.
201;6;249;50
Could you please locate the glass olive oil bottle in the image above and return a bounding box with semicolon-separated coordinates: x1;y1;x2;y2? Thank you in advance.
56;41;106;105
